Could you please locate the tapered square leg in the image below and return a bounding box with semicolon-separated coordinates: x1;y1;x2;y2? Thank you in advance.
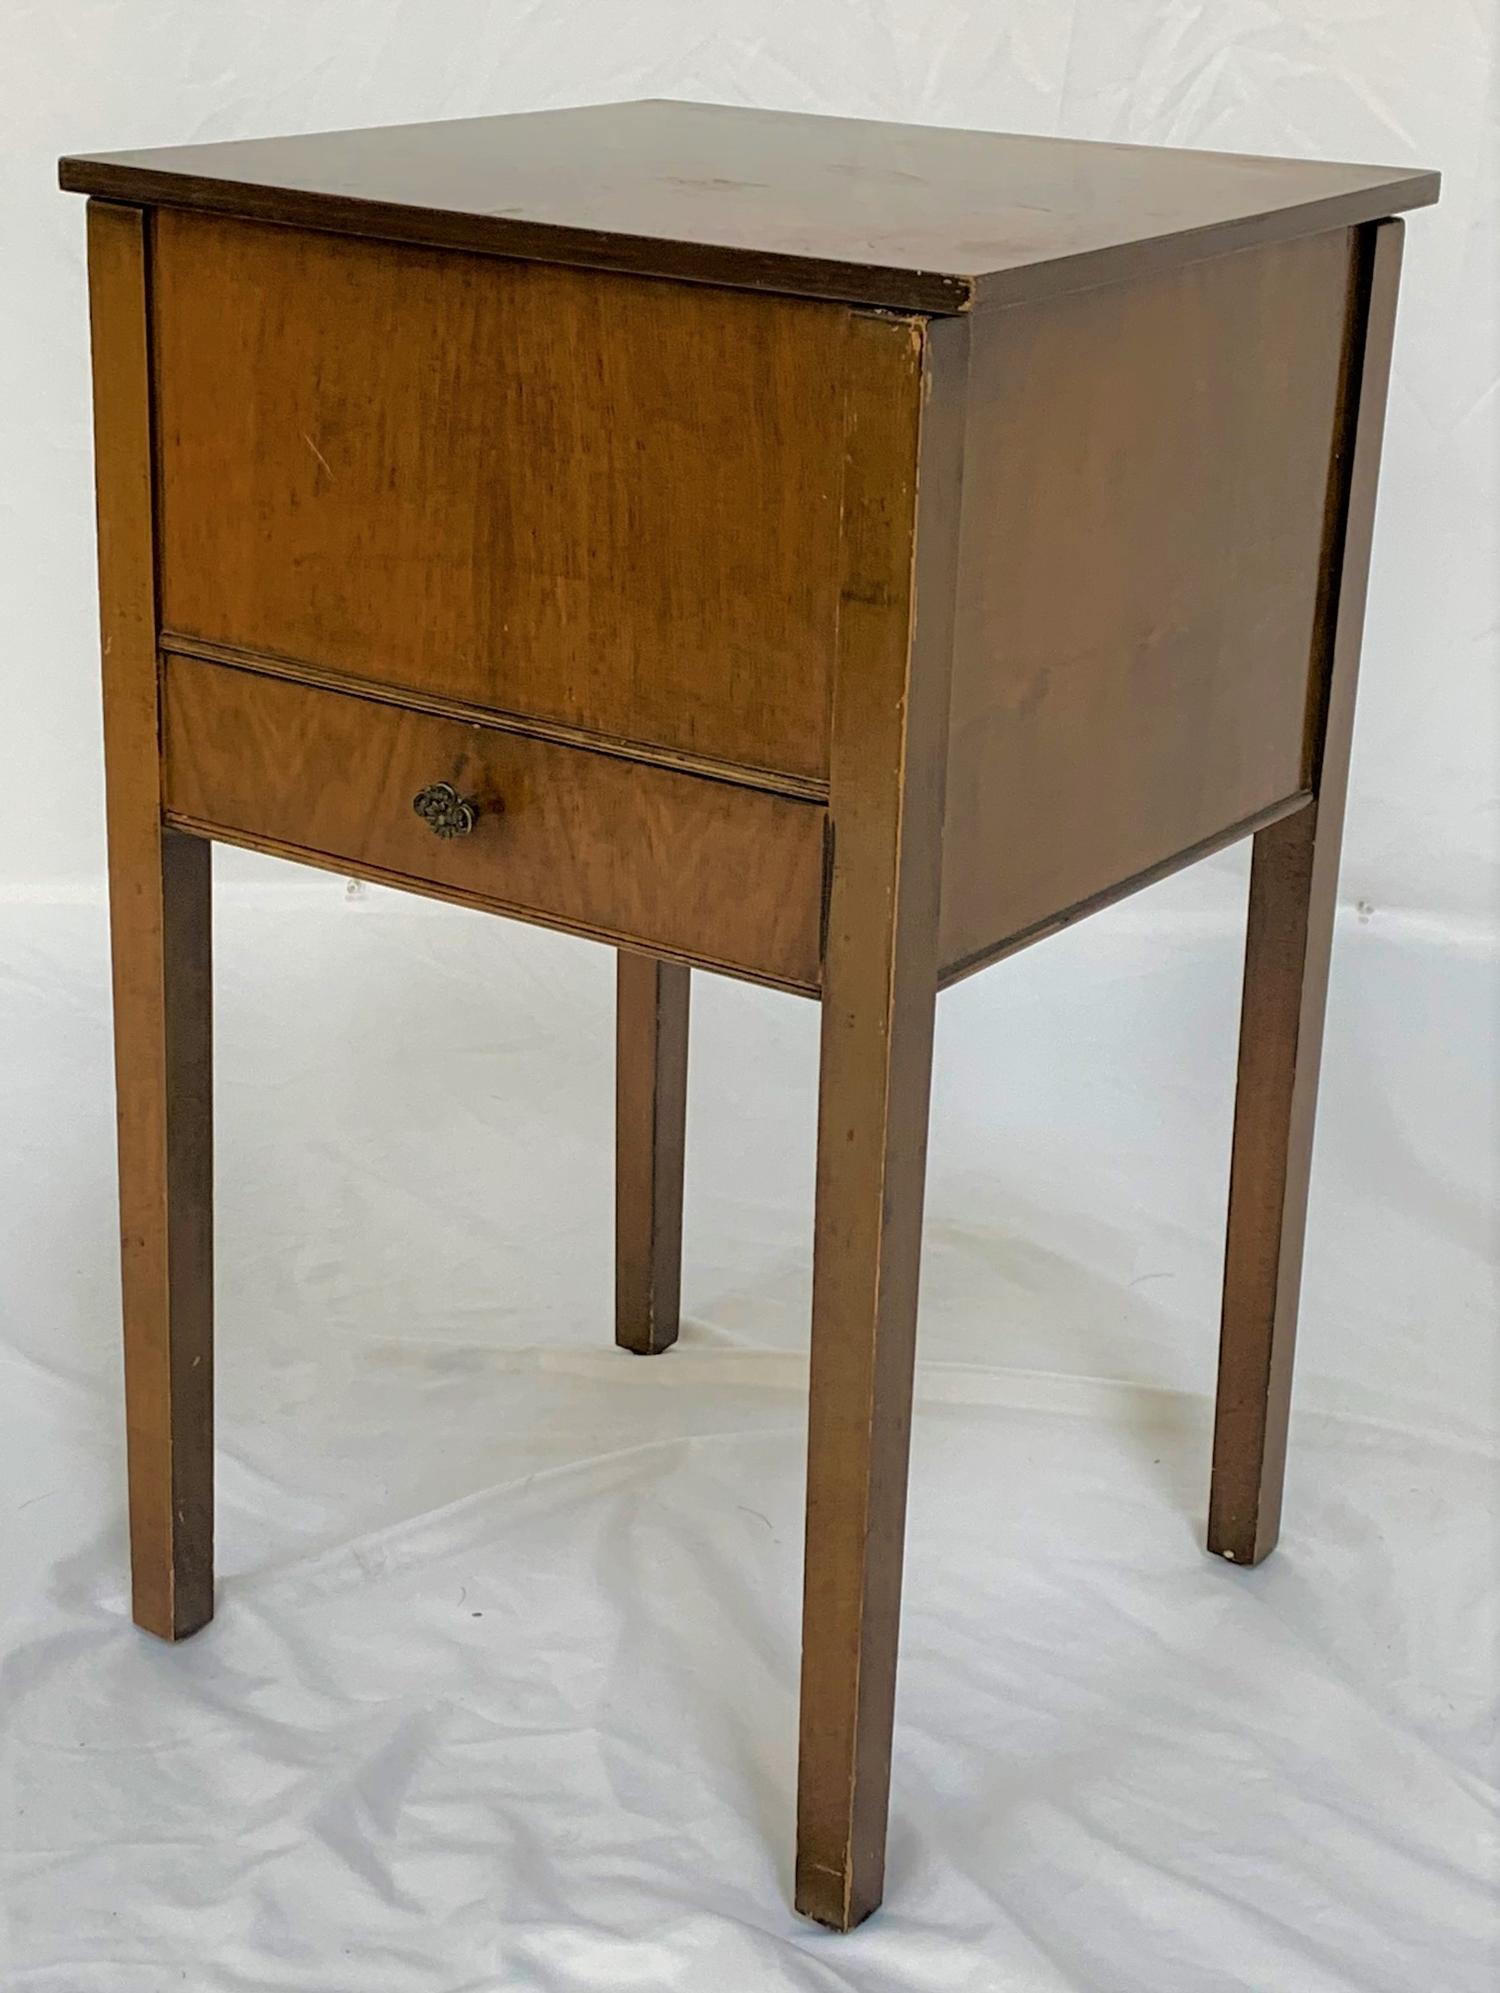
87;200;216;1641
794;311;969;1931
796;944;940;1928
615;953;689;1355
1209;219;1405;1567
111;829;215;1640
1210;806;1334;1565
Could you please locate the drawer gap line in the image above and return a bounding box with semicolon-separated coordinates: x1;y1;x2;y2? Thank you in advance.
158;635;831;805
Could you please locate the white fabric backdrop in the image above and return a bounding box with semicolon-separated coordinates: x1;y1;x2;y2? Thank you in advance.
3;0;1496;920
2;5;1496;1988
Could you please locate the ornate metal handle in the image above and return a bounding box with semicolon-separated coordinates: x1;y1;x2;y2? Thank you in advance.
412;781;479;839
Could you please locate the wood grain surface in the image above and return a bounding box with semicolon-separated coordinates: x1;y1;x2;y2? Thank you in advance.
1209;221;1406;1566
796;309;970;1932
939;228;1357;979
152;211;852;784
62;100;1437;313
161;654;827;991
615;954;690;1356
88;202;215;1643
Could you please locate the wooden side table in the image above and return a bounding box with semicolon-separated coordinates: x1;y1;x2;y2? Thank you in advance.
62;102;1436;1930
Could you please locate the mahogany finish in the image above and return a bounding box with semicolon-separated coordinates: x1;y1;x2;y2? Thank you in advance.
153;211;853;784
63;99;1435;313
797;310;968;1930
86;204;214;1643
161;654;827;991
939;227;1355;977
615;954;691;1356
67;101;1435;1934
1209;221;1406;1566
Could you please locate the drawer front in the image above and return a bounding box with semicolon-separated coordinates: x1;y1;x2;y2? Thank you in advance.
151;211;872;785
162;656;827;990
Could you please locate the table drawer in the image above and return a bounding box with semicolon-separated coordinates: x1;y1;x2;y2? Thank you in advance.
149;211;879;787
161;656;827;990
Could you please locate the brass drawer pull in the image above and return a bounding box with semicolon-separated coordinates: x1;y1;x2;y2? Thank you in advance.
412;781;479;839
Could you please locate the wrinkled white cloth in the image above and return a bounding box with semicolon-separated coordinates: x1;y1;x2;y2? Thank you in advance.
1;876;1495;1990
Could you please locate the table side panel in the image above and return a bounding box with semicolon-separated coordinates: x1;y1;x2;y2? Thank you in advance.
939;227;1358;976
151;211;854;785
161;654;828;990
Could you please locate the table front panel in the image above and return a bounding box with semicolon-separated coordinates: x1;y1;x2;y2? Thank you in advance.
150;212;865;786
